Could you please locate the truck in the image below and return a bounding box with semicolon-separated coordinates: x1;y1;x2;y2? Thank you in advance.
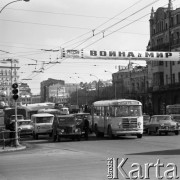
4;108;27;129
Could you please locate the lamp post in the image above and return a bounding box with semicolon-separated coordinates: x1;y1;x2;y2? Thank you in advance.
77;76;88;105
90;74;99;100
104;70;116;99
69;77;78;106
0;0;30;13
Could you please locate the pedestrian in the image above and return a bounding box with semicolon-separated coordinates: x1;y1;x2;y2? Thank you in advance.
9;121;15;146
84;118;89;140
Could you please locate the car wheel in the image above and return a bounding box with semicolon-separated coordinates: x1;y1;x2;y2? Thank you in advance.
175;131;179;135
137;134;142;138
77;136;81;141
53;133;57;142
147;129;151;135
156;128;161;135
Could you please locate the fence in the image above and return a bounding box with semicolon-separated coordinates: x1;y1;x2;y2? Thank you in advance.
0;130;20;149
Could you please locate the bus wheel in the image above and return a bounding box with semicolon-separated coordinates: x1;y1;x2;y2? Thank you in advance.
137;134;142;138
175;131;179;135
108;126;114;139
147;129;151;135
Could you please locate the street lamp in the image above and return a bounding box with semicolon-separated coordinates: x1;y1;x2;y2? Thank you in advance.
0;0;30;13
90;74;99;100
69;77;78;106
104;70;116;99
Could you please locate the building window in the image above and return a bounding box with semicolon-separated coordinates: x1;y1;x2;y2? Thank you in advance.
166;75;168;84
172;74;175;84
165;61;168;67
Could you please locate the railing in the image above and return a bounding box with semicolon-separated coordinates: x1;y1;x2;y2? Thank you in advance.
0;130;20;149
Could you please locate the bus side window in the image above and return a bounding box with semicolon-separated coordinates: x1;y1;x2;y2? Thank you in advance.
101;107;104;116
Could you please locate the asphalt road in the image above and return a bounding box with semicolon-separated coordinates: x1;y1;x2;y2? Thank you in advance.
0;133;180;180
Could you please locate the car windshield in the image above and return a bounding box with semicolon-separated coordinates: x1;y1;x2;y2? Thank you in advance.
57;117;75;124
18;121;31;126
156;116;171;121
172;116;180;122
36;116;53;123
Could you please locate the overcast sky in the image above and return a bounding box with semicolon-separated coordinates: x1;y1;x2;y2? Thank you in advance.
0;0;180;94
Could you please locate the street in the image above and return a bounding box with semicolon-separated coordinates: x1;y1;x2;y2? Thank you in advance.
0;134;180;180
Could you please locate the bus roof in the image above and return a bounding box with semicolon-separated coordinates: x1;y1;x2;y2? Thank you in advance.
31;113;54;117
93;99;142;106
20;103;55;111
166;104;180;108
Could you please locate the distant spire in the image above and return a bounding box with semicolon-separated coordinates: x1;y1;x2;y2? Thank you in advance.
150;7;154;19
168;0;173;10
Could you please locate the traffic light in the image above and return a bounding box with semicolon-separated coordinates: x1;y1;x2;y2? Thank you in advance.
12;83;19;101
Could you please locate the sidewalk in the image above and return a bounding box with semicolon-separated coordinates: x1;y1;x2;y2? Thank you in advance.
0;144;26;153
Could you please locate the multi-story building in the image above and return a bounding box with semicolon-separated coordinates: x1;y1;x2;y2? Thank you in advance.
40;78;65;102
147;0;180;114
112;63;152;114
0;59;20;106
19;83;32;105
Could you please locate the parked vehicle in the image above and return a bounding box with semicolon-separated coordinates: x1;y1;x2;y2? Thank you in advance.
31;113;54;139
170;114;180;130
143;114;150;133
146;115;179;135
17;120;33;136
52;114;81;142
60;107;69;115
69;105;80;113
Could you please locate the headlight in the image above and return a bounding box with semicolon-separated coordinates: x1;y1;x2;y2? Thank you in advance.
137;122;141;128
160;124;164;127
75;128;80;133
61;129;64;133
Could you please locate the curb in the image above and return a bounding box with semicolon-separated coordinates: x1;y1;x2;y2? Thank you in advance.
0;144;26;153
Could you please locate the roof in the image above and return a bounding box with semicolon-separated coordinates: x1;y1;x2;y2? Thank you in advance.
11;119;31;122
56;114;75;118
31;113;54;117
93;99;142;106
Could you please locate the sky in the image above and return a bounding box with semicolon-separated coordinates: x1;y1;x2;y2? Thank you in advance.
0;0;180;94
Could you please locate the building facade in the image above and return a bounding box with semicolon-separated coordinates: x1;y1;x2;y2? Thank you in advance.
40;78;65;102
0;59;20;106
147;0;180;114
112;63;152;114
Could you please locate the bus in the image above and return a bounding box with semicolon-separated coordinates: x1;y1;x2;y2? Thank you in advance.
20;102;55;119
91;99;143;138
37;108;61;116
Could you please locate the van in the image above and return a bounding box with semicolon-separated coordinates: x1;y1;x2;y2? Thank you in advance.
31;113;54;139
60;107;69;115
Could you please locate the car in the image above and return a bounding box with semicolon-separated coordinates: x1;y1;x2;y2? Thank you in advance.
143;115;150;133
52;114;82;142
170;114;180;130
31;113;54;140
17;120;33;136
146;115;179;135
11;119;33;136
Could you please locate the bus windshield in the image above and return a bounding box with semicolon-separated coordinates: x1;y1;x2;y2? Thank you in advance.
112;105;142;117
